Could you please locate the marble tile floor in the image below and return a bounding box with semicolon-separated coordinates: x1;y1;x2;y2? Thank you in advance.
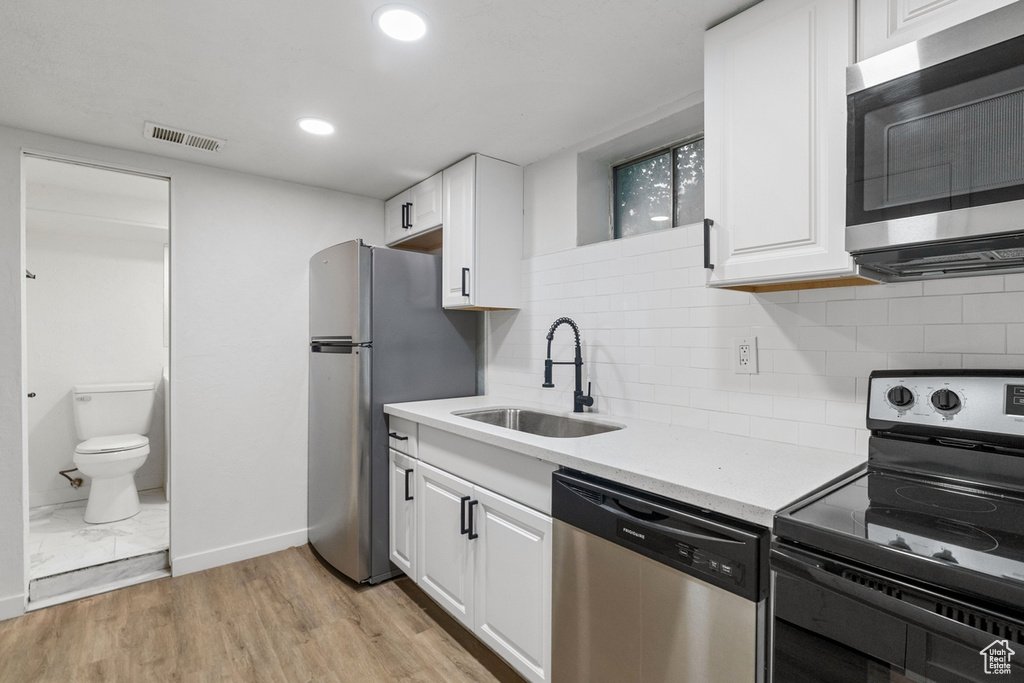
29;488;169;580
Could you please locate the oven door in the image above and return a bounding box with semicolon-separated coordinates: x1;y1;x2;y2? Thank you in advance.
771;543;1024;682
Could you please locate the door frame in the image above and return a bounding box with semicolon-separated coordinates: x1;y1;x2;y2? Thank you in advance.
20;149;174;606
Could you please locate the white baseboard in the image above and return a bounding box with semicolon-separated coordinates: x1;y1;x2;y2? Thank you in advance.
0;593;25;622
170;528;307;577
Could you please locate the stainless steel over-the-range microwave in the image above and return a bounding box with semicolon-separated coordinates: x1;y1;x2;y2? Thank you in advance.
846;3;1024;282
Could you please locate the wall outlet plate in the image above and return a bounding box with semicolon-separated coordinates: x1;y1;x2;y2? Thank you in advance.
734;336;758;374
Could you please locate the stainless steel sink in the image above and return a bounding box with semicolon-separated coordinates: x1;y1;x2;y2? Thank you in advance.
453;407;623;438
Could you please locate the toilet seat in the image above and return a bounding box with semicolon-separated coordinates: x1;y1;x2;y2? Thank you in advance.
75;434;148;455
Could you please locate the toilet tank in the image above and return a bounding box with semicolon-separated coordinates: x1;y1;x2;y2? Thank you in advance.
73;381;156;440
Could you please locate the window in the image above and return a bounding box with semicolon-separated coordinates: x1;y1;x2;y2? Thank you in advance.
612;137;704;239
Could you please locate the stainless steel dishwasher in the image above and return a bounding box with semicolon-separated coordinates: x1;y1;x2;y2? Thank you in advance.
552;469;769;683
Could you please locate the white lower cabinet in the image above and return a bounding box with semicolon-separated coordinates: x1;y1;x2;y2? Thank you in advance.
416;461;476;628
412;460;552;683
472;485;552;683
388;449;417;579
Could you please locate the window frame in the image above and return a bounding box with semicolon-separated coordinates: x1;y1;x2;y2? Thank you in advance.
611;131;705;239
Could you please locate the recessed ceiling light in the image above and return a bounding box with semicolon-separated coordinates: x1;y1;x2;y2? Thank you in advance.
651;215;671;222
298;118;335;135
374;5;428;41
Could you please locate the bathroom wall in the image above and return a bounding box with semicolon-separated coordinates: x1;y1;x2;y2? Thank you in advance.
26;211;167;506
0;125;384;619
485;105;1024;455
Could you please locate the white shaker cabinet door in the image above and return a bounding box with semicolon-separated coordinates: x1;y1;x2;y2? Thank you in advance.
473;485;552;683
388;449;417;579
415;461;475;630
384;189;412;246
704;0;856;289
857;0;1016;61
409;172;443;234
442;156;476;308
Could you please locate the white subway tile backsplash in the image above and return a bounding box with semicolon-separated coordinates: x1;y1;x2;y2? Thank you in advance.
749;416;800;445
773;395;826;423
749;372;801;398
798;326;857;351
827;299;888;326
773;349;828;375
855;281;923;299
709;411;750;436
886;353;962;369
889;295;961;324
923;275;1003;296
924;324;1005;354
488;233;1024;455
671;406;710;430
856;325;924;353
1008;325;1024;354
798;422;856;453
963;292;1024;323
825;401;866;429
826;351;889;378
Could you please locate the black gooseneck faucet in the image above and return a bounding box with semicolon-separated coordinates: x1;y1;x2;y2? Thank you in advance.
542;317;594;413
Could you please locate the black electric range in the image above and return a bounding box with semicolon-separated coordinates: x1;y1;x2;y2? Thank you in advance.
772;370;1024;682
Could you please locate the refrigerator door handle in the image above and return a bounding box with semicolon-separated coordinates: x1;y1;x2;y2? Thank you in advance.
310;340;372;353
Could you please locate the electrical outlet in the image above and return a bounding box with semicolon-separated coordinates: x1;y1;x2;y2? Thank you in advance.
734;336;758;374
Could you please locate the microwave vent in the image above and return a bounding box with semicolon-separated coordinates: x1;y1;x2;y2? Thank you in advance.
144;122;225;153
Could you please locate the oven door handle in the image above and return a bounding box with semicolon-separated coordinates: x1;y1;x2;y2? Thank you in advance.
772;546;1018;652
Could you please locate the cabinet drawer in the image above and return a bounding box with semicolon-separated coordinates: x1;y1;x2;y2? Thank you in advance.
388;416;418;457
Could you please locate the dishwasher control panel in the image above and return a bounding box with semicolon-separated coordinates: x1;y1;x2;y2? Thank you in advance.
615;520;745;586
554;469;768;602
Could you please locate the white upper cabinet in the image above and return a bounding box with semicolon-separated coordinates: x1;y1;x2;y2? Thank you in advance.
704;0;868;291
410;172;443;232
384;172;443;247
384;189;411;246
857;0;1017;61
442;155;523;309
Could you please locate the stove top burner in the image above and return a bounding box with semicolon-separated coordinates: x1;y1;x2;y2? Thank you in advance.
894;485;999;513
781;471;1024;596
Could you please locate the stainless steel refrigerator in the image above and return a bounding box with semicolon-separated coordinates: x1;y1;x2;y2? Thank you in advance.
308;239;478;584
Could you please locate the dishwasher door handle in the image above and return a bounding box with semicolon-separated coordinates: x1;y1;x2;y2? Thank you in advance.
612;497;745;547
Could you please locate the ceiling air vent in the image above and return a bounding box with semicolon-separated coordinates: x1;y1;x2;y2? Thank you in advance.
144;122;225;153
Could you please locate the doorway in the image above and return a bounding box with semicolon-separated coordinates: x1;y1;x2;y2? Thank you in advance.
23;154;171;607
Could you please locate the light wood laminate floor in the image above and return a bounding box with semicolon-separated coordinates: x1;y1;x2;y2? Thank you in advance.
0;544;523;682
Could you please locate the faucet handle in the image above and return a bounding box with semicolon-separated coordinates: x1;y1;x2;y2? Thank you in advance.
577;382;595;408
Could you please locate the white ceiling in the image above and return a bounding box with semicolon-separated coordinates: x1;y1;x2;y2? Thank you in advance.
1;1;756;200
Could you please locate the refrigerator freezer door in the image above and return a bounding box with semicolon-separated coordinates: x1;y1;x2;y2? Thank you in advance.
309;240;371;342
308;343;372;581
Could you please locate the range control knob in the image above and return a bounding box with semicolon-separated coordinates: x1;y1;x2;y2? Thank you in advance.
931;389;962;413
886;385;914;408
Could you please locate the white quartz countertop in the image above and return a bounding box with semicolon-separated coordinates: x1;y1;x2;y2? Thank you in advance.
384;395;866;528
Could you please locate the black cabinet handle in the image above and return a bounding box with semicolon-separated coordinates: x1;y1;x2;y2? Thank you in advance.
403;202;413;229
27;392;36;398
404;468;414;501
467;500;479;540
461;267;470;297
460;495;471;534
388;432;408;441
703;218;714;270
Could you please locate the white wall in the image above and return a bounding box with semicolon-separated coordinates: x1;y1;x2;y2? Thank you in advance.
26;225;167;506
0;125;384;619
488;114;1024;456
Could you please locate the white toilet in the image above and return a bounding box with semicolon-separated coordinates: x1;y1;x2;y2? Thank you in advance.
72;381;156;524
